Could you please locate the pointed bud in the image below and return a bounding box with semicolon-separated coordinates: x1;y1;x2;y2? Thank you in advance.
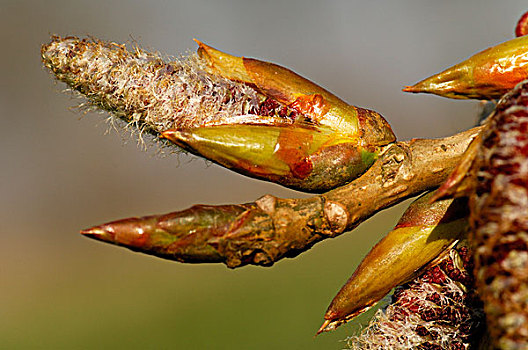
161;124;378;192
81;204;253;267
80;194;348;269
404;35;528;100
318;192;469;333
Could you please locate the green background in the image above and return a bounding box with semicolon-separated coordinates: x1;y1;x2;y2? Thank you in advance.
1;1;525;348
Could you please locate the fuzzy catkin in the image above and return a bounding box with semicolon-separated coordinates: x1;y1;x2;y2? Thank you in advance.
346;246;484;350
41;36;263;137
470;81;528;350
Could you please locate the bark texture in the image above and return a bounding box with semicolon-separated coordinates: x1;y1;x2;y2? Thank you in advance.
82;127;481;268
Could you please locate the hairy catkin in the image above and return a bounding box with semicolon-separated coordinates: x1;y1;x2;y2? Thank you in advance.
41;36;263;137
470;81;528;350
346;246;484;350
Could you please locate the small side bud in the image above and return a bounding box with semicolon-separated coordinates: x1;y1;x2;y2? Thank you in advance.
430;129;484;202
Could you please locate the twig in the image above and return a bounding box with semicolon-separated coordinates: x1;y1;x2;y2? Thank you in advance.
82;126;481;268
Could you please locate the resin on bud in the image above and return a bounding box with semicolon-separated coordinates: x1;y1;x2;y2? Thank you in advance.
162;124;378;192
318;192;469;334
404;35;528;100
42;36;395;192
195;41;395;145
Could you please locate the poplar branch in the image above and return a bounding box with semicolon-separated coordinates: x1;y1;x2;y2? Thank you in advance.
82;126;482;268
326;126;483;230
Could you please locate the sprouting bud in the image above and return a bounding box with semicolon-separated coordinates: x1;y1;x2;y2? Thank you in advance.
41;36;395;192
318;191;469;334
404;35;528;100
41;36;262;134
345;245;485;350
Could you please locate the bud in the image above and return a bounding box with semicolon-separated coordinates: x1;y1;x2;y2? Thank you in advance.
80;204;250;267
430;129;483;202
516;11;528;37
404;35;528;100
318;192;469;333
161;124;378;192
80;194;346;269
42;36;395;192
196;41;395;146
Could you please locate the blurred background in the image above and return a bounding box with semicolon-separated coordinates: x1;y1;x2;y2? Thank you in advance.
1;1;525;349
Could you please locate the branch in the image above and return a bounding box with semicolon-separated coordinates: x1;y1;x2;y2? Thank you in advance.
82;126;482;268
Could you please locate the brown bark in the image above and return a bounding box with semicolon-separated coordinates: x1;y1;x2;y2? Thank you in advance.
325;127;482;231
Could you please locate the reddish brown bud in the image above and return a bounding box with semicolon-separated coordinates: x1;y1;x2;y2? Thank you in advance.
42;36;395;192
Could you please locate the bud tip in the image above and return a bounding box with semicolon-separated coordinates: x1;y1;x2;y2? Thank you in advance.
80;226;113;242
316;319;333;336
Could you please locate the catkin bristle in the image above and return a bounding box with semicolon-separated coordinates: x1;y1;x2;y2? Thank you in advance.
41;36;263;138
346;246;484;350
470;80;528;349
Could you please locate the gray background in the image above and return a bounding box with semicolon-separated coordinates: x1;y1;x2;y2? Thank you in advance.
2;1;525;349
